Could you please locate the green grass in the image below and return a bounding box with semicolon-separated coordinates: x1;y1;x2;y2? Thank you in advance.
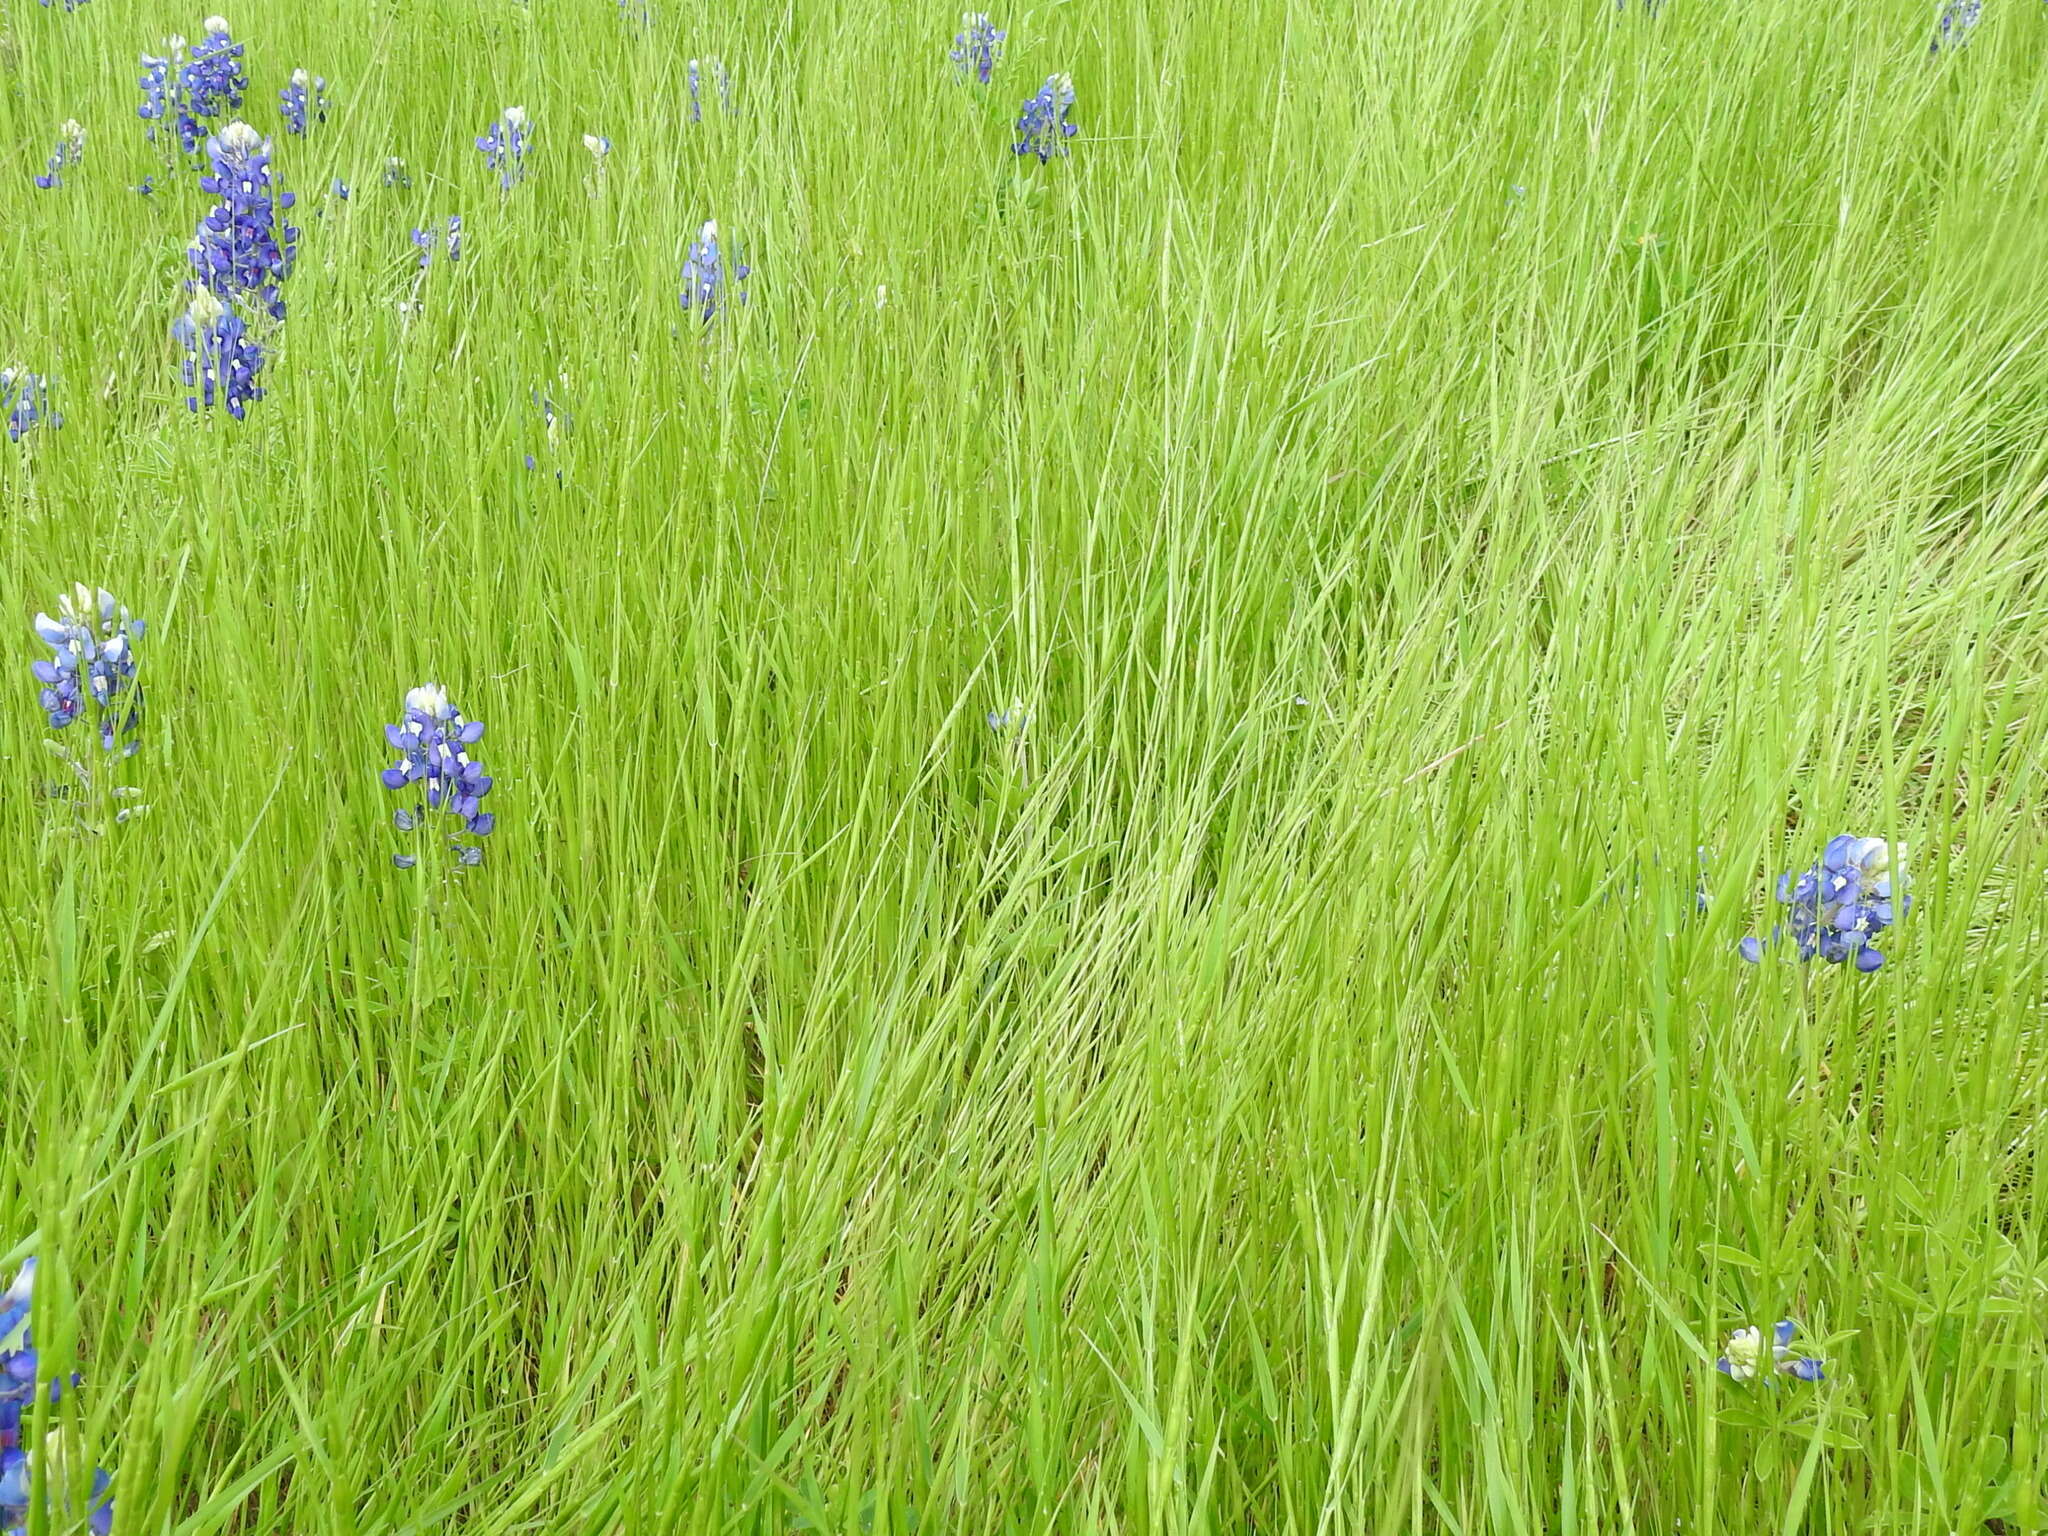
2;0;2046;1528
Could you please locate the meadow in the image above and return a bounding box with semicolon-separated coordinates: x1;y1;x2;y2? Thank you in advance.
2;0;2046;1529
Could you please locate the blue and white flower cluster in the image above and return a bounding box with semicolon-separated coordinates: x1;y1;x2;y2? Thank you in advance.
32;120;86;190
31;587;144;755
1741;834;1907;972
278;68;328;135
0;368;59;442
381;685;498;868
1716;1319;1825;1384
0;1260;116;1536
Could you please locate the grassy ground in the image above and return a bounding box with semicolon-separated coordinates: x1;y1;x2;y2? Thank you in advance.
2;0;2046;1529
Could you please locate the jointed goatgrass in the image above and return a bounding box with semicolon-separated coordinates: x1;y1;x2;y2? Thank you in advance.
2;0;2047;1529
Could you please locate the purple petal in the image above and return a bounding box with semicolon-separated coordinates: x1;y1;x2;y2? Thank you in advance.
1854;945;1884;973
380;767;408;789
1738;936;1763;964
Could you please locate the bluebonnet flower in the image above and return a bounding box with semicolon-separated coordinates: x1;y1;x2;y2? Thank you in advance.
1013;74;1078;161
32;587;145;754
331;178;350;200
687;57;730;122
1716;1320;1825;1383
188;122;298;322
173;289;265;419
135;177;157;195
33;120;86;190
950;13;1005;84
137;42;181;146
0;1260;116;1536
1931;0;1982;51
383;156;411;189
381;685;497;867
37;0;94;11
410;217;462;268
1;368;59;443
534;388;568;441
681;220;748;323
476;106;531;191
279;69;329;135
583;132;611;162
174;19;247;155
986;700;1029;733
1741;834;1907;972
525;386;570;479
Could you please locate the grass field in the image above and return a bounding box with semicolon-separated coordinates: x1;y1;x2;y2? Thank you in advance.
3;0;2047;1529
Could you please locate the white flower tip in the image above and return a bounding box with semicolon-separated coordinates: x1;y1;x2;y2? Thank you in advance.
167;33;187;51
876;284;888;309
60;119;85;140
291;67;310;86
186;289;227;327
1;1256;34;1307
203;15;230;35
405;683;452;718
218;120;265;156
700;219;719;240
503;105;527;127
583;132;609;155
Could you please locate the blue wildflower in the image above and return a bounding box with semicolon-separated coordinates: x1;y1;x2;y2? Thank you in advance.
31;586;143;754
1742;834;1908;971
381;684;497;867
1;368;59;443
32;120;86;190
986;700;1029;734
476;106;531;191
279;69;329;135
0;1260;117;1536
174;19;247;155
950;13;1005;84
681;219;748;323
135;176;157;196
583;132;611;162
1013;74;1078;161
173;290;266;419
189;121;298;322
331;178;350;200
383;156;411;189
410;216;462;268
1716;1320;1825;1383
687;57;730;122
1931;0;1982;51
137;42;180;145
37;0;94;11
